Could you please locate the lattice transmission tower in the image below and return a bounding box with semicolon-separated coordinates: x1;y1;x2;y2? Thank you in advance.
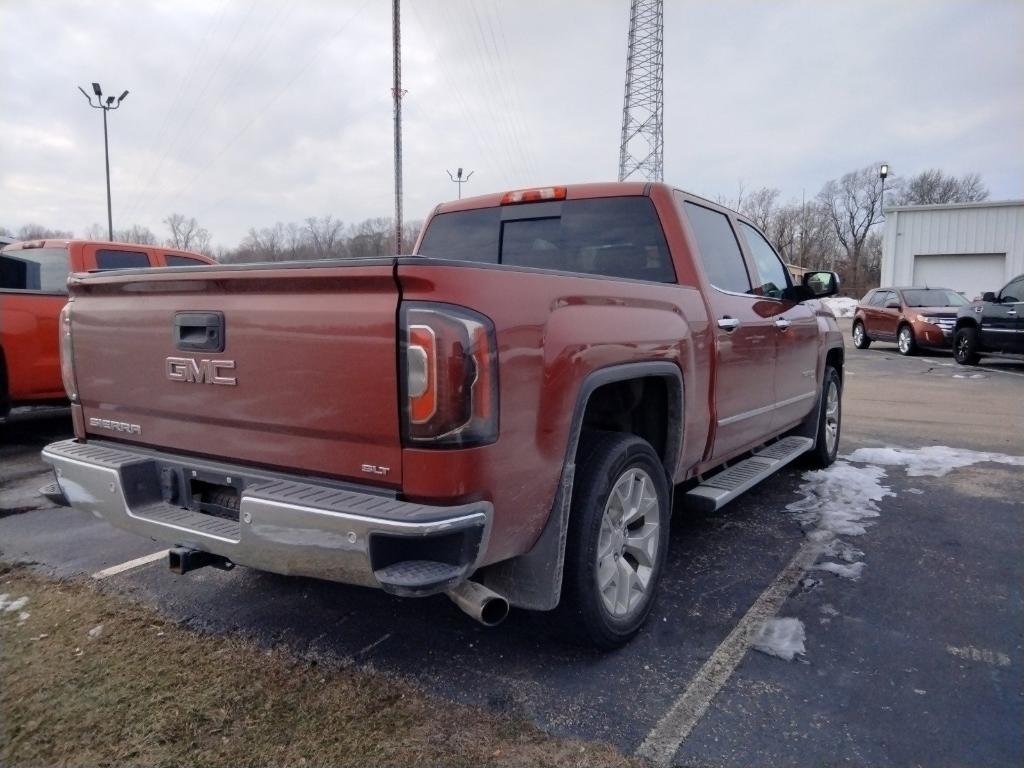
617;0;664;182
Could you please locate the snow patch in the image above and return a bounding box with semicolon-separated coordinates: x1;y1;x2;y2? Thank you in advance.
846;445;1024;478
821;296;858;318
820;604;840;617
88;623;104;640
813;561;866;580
753;618;806;661
0;595;29;613
18;611;30;625
787;461;893;537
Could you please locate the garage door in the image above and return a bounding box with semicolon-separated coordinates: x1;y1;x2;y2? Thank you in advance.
912;253;1006;300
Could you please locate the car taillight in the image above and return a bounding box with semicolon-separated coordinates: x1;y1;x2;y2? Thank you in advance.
500;186;567;205
59;302;79;402
400;303;498;447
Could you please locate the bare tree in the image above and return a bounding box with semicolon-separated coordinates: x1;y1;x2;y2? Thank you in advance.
818;164;886;295
893;169;989;206
305;215;345;259
164;213;212;254
16;223;74;240
114;224;159;245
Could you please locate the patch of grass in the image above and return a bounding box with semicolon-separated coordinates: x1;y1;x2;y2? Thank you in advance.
1;569;637;767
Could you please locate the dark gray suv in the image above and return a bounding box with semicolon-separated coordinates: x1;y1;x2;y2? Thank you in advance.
953;274;1024;364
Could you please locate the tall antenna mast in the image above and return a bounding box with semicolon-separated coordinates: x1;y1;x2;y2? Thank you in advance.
617;0;664;182
392;0;404;252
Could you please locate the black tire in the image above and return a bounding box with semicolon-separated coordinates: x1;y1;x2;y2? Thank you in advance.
555;431;670;650
954;326;981;365
897;324;917;356
803;366;842;469
852;321;871;349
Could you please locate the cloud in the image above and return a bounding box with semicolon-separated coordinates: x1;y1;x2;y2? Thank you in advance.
1;0;1021;246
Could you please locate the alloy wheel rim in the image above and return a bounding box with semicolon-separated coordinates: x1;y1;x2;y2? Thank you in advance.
824;381;840;454
595;467;660;618
899;328;910;353
854;325;864;345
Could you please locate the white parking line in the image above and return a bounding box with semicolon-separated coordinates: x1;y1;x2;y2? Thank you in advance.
91;550;169;580
635;540;823;766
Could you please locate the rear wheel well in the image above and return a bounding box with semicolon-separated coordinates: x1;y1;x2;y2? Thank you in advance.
825;346;844;378
578;376;672;471
955;317;977;332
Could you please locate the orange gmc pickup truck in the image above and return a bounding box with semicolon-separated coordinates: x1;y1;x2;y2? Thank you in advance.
43;183;844;648
0;239;212;418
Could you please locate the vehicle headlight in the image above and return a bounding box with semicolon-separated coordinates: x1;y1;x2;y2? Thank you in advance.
918;315;940;325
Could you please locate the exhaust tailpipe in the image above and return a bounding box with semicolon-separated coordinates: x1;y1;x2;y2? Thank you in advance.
446;580;510;627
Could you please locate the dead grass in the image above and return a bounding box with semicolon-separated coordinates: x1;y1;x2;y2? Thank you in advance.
0;567;637;768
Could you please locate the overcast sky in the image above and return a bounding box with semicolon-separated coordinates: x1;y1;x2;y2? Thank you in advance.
2;0;1022;247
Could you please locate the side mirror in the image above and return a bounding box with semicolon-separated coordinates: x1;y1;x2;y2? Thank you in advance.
884;300;901;309
982;291;997;303
802;270;839;298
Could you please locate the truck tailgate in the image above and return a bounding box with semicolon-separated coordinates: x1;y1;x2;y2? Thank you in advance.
68;261;403;486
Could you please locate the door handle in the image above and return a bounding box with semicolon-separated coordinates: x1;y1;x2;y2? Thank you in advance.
717;317;741;331
774;318;792;330
1007;310;1018;315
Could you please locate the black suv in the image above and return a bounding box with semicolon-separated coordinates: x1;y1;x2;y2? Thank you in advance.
953;274;1024;364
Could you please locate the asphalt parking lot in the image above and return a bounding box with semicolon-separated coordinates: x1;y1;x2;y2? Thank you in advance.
2;324;1022;767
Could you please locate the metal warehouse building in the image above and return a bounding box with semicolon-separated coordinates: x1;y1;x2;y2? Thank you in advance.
880;199;1024;300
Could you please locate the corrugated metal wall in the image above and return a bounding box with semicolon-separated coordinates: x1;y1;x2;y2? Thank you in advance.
881;202;1024;291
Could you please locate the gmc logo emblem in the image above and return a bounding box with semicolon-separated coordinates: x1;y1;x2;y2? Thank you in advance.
166;357;237;386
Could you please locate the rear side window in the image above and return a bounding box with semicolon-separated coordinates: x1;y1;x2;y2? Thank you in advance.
683;202;751;294
165;254;207;266
0;247;69;292
95;249;150;270
739;222;789;299
418;198;676;283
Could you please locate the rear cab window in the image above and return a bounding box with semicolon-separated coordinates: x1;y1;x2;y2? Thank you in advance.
0;246;70;293
417;197;676;283
95;249;151;270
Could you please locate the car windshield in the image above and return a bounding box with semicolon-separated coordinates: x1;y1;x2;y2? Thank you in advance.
901;289;969;307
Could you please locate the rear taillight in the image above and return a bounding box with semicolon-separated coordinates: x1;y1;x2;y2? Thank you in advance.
400;303;498;447
500;186;567;205
59;302;79;402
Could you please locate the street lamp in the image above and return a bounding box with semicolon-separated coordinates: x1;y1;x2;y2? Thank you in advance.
879;162;889;219
78;82;129;240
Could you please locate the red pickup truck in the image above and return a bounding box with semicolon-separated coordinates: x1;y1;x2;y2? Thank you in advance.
43;183;843;648
0;239;212;418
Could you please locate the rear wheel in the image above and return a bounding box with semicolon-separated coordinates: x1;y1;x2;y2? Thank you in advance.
852;321;871;349
556;431;670;649
954;326;981;365
897;325;917;356
803;366;842;469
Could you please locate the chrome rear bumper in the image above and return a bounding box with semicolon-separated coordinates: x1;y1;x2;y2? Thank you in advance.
42;439;491;595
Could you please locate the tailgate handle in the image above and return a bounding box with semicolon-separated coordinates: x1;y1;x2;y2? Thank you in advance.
174;311;225;353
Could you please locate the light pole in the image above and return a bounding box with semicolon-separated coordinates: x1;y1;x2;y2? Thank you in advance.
879;162;889;220
446;167;474;200
78;82;129;240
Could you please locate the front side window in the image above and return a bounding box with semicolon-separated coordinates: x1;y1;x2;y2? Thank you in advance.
95;249;150;270
417;197;676;283
682;201;751;294
0;247;69;292
1000;278;1023;303
165;254;207;266
739;222;789;299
